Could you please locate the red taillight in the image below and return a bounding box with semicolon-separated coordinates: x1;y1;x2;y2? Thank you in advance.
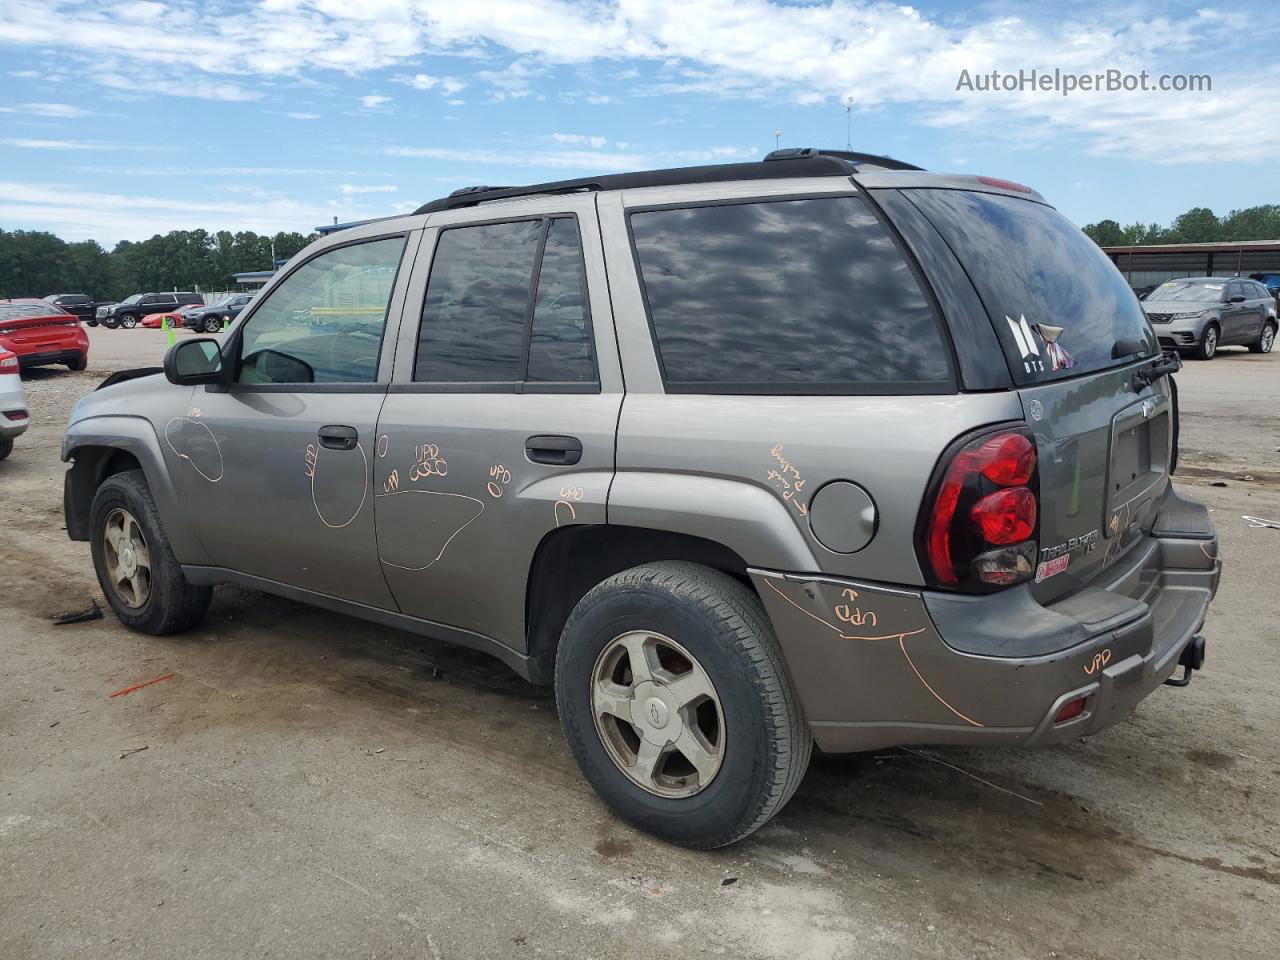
0;353;16;373
921;426;1039;588
971;488;1036;544
4;409;26;421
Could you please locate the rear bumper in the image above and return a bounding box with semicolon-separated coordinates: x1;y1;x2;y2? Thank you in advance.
14;347;86;368
752;485;1219;753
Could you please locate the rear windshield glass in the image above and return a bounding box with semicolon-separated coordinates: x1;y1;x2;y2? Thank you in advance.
1147;280;1224;303
0;302;66;320
629;196;953;393
906;189;1157;383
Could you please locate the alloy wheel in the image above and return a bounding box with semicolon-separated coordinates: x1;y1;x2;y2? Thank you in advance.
591;630;725;799
1263;325;1275;353
1203;327;1217;357
102;507;152;609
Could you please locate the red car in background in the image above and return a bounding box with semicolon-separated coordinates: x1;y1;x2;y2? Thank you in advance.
140;307;191;329
0;299;90;371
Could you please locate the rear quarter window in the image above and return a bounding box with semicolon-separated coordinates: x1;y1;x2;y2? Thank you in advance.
904;189;1157;383
628;195;954;394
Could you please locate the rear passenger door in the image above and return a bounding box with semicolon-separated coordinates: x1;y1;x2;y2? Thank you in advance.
1222;281;1250;343
374;196;622;652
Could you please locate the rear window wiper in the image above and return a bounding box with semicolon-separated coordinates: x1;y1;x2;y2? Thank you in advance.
1132;351;1182;390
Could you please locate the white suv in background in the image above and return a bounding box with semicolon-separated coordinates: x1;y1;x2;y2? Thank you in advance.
0;349;29;459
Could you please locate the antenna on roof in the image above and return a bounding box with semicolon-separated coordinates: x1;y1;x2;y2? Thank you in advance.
774;128;781;150
844;97;854;151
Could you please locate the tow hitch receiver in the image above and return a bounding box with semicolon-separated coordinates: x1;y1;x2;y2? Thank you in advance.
1164;635;1207;688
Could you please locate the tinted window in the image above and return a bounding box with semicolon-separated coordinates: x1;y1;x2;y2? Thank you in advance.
907;189;1157;382
630;197;950;392
415;220;542;382
237;235;406;384
528;218;594;383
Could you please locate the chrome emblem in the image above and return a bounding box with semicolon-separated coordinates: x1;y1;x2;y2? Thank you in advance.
1141;398;1155;419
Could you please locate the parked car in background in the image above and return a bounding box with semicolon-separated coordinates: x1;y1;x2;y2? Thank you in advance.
0;299;89;370
63;150;1218;848
141;307;195;329
99;292;203;329
0;348;29;460
43;293;98;326
1142;277;1277;359
181;293;253;333
1249;273;1280;299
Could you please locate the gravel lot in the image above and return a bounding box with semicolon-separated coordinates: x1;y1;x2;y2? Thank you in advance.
2;327;1278;959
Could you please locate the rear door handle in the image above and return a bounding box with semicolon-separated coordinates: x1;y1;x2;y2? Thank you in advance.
318;424;359;451
525;435;582;465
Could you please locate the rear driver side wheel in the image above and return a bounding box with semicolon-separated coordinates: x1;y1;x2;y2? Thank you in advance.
1250;321;1276;354
555;561;811;848
90;470;212;634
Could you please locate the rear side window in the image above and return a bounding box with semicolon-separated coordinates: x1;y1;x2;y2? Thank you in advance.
905;189;1157;382
629;196;952;393
415;216;597;386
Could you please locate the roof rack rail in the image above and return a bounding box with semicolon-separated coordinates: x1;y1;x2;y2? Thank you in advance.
411;154;860;216
764;147;923;171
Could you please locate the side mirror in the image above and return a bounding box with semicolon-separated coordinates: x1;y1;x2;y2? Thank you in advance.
164;338;226;385
1229;295;1246;303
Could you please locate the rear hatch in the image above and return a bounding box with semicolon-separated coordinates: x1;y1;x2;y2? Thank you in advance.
903;187;1167;601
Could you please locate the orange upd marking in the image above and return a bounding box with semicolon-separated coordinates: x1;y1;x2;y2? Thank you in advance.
1083;648;1113;676
109;673;175;698
897;636;983;728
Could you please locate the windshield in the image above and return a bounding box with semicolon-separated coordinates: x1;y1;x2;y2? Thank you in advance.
208;295;234;307
121;294;142;305
1147;280;1223;303
905;189;1157;383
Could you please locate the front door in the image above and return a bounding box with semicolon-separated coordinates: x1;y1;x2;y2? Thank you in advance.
169;231;419;608
374;199;622;650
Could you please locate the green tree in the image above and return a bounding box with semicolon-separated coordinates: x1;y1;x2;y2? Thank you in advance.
1083;219;1125;246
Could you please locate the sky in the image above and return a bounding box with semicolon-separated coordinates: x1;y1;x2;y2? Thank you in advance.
0;0;1277;247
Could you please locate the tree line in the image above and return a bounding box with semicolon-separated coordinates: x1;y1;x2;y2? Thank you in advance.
1083;204;1280;247
0;228;315;301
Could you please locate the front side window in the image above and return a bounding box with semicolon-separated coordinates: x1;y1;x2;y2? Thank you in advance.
629;196;952;392
414;216;597;386
237;235;406;384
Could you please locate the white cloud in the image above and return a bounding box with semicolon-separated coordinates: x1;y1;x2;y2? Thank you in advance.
286;112;322;120
551;133;608;148
4;138;105;150
0;180;387;246
0;102;88;118
361;94;391;109
0;2;1275;162
338;184;398;194
396;73;438;90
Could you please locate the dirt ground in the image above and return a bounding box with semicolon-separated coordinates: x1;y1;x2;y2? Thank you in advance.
2;328;1278;960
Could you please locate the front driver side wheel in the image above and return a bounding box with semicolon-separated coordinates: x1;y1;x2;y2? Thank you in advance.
90;470;212;634
555;561;811;848
119;313;139;329
1193;322;1219;360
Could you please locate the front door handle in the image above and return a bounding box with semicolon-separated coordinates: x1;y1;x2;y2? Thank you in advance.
318;424;358;451
526;435;582;465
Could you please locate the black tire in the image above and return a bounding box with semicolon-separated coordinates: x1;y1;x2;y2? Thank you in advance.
0;437;12;460
555;561;811;848
89;470;212;634
102;317;119;329
1192;322;1219;360
67;354;87;372
205;316;223;334
119;313;139;329
1249;321;1276;354
87;319;98;327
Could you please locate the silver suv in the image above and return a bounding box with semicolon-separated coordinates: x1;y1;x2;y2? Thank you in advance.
62;149;1221;848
